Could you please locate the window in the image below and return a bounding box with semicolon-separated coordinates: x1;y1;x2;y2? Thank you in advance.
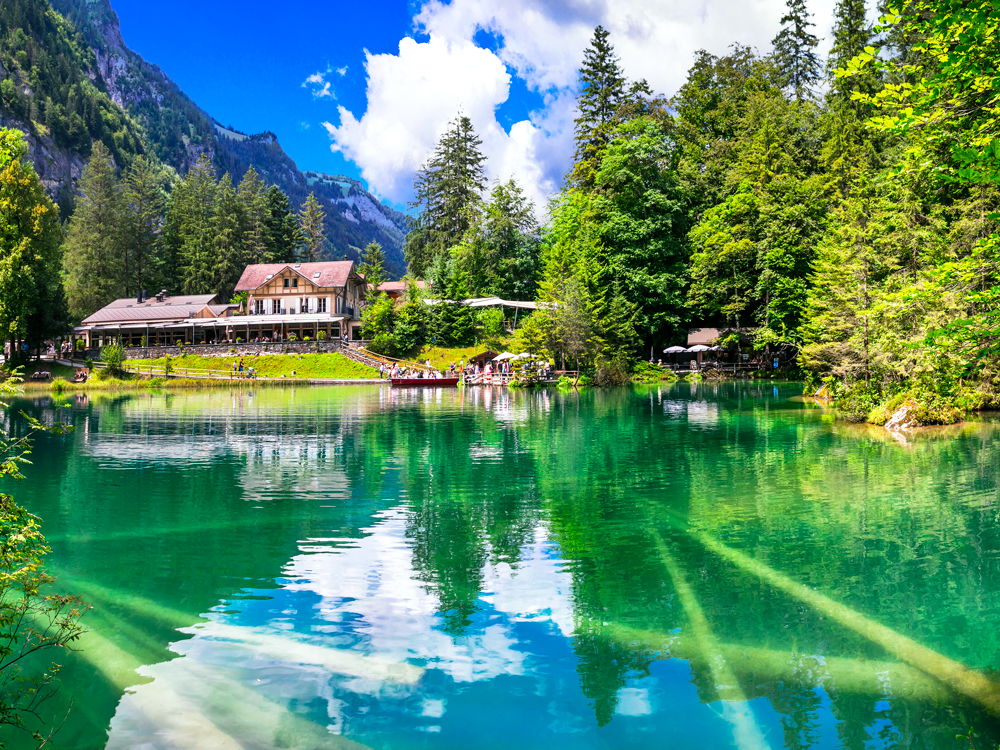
291;278;298;289
272;299;281;314
283;278;289;288
317;298;327;313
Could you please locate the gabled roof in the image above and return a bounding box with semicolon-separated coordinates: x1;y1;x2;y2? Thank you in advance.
377;280;427;293
234;261;357;292
81;294;218;325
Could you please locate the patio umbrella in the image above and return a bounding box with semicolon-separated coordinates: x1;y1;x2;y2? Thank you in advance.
708;345;722;352
663;346;687;353
687;344;711;352
493;352;515;361
515;352;534;360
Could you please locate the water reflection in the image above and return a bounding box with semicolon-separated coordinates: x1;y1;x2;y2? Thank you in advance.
2;383;999;749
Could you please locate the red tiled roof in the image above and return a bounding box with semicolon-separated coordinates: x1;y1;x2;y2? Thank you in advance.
235;261;356;292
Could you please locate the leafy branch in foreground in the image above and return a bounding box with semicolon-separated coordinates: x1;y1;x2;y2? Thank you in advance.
0;375;86;749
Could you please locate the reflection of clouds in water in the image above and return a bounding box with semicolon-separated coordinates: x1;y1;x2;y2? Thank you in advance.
105;509;575;748
686;401;719;426
481;527;575;638
616;687;653;716
284;508;538;684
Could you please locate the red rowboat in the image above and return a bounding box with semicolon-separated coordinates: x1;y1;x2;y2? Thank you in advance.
391;377;460;387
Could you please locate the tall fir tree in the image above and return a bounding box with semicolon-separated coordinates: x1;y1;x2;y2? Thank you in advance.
177;155;217;295
237;166;268;265
263;186;303;263
120;156;164;299
771;0;821;100
405;114;487;277
359;241;387;297
298;192;327;262
572;25;626;188
63;141;125;319
213;172;246;303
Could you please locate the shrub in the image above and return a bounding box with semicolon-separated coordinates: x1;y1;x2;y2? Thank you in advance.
318;330;327;341
101;340;126;377
50;377;68;393
85;358;94;371
74;339;84;351
140;335;148;347
367;333;399;358
303;336;311;342
236;337;243;343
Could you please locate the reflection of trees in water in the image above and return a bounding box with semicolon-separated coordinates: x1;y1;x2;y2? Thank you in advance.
8;385;1000;744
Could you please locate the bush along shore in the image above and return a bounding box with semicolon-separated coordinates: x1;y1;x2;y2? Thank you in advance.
810;370;1000;429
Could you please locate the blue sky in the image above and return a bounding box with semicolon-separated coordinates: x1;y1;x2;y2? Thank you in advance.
111;0;841;211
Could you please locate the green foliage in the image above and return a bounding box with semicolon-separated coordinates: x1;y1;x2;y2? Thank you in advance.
0;376;86;744
100;339;125;376
359;241;387;297
0;129;65;361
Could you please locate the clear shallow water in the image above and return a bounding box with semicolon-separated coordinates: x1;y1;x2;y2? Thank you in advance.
1;383;999;749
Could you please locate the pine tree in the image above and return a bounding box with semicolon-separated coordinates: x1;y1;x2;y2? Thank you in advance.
359;241;387;297
771;0;821;100
263;186;303;263
213;172;246;303
572;25;626;188
237;166;268;265
63;141;125;319
405;115;487;277
121;156;164;298
178;155;217;295
298;192;327;262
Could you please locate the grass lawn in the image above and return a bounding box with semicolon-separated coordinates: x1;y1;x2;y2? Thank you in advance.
414;344;508;371
126;353;377;379
3;361;78;381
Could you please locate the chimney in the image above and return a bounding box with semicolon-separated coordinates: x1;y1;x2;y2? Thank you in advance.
137;290;143;304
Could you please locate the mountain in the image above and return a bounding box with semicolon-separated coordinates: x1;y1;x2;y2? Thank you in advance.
0;0;409;276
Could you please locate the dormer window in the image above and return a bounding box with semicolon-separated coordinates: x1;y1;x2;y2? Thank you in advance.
283;278;290;288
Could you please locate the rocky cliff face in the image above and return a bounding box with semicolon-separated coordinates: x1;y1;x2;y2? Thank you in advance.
0;110;86;202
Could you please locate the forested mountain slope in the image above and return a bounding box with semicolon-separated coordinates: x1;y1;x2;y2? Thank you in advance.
0;0;408;275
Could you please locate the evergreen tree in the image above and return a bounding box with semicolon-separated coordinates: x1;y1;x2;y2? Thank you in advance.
0;129;63;360
263;186;302;263
213;172;246;303
298;192;327;262
63;141;124;319
572;25;627;188
237;166;268;265
177;155;217;295
771;0;821;100
120;156;164;298
359;241;387;297
405;115;487;277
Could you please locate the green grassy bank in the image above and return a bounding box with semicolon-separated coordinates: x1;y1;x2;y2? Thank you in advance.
125;353;377;380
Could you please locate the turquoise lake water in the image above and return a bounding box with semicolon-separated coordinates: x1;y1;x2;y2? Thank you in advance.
1;382;999;749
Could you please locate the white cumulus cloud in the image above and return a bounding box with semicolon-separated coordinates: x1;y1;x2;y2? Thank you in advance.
324;0;840;209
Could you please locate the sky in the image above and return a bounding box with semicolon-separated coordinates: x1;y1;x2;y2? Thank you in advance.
110;0;841;211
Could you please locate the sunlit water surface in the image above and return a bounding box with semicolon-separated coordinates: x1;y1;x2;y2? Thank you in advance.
1;383;999;749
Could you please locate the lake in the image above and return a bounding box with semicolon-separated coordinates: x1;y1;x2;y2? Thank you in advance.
2;382;999;749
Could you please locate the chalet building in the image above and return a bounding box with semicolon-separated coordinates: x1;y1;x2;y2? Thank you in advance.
233;260;366;339
74;260;368;348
